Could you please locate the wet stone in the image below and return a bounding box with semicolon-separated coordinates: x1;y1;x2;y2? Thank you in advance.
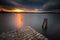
0;26;48;40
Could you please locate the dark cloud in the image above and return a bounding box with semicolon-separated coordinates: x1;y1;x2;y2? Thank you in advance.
0;0;16;9
0;0;60;10
42;0;60;10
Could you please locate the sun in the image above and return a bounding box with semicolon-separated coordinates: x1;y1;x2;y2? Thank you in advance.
12;9;24;12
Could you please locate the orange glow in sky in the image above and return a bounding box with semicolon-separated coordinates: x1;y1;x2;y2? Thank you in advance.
12;8;25;12
16;13;23;28
0;8;25;12
0;8;60;13
0;8;51;12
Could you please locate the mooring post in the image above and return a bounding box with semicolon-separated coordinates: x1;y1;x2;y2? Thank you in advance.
42;18;48;32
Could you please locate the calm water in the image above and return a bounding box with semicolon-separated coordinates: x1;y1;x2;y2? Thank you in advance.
0;12;60;40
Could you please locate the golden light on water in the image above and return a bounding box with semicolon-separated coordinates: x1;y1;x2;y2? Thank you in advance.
0;8;24;28
16;13;23;28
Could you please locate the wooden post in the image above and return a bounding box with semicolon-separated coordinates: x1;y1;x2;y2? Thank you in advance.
42;18;48;32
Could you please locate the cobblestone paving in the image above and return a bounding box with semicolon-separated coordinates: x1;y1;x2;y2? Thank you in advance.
0;26;48;40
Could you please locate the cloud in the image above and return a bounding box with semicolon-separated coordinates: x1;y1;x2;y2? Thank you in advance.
41;0;60;10
0;0;60;10
10;1;21;6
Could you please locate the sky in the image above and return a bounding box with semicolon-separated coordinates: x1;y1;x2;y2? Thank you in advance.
0;0;60;10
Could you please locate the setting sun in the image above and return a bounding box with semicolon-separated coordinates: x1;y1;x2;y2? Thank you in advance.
12;9;24;12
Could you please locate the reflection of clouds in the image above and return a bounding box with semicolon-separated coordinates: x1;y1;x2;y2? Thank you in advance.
22;13;53;32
